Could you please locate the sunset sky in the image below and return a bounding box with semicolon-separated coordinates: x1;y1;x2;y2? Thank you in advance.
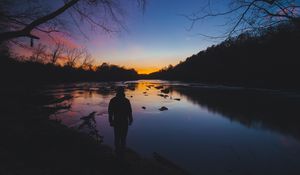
14;0;230;74
84;0;228;74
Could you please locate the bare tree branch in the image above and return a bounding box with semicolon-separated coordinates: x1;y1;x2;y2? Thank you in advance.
0;0;146;42
50;42;65;64
80;50;94;70
65;47;85;68
0;0;80;41
183;0;300;38
30;43;48;63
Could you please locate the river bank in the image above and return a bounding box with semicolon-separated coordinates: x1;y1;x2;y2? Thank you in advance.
0;86;188;175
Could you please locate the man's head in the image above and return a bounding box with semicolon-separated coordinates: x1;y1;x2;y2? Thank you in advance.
116;86;125;97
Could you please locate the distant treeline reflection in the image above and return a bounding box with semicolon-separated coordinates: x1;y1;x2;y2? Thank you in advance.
173;86;300;141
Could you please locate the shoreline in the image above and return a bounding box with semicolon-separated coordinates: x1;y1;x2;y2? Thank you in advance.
0;88;189;175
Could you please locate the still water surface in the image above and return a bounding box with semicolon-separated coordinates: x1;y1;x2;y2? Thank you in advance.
46;80;300;175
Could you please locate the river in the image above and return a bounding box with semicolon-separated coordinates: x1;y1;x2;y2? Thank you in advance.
45;80;300;175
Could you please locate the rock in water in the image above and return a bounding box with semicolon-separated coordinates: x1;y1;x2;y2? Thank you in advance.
155;85;164;89
158;94;169;98
160;88;171;94
159;106;168;111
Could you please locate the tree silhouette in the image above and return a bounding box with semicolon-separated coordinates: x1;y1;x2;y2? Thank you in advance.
183;0;300;38
0;0;146;43
79;50;94;70
30;43;47;63
65;47;86;68
0;46;138;84
149;22;300;89
50;42;65;65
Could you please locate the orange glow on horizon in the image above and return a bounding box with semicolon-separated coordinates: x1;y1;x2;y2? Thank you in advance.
10;32;179;75
135;67;160;74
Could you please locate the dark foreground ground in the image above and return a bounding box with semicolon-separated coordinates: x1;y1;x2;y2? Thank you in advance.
0;85;189;175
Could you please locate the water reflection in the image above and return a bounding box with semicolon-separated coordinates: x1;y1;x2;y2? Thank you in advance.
78;111;103;143
47;80;300;175
173;86;300;140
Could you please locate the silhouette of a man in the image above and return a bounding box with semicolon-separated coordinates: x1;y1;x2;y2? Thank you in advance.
108;87;133;156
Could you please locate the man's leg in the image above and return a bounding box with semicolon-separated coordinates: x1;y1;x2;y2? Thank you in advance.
120;125;128;151
114;127;121;152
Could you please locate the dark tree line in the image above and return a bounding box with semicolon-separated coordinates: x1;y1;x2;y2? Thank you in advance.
149;21;300;89
0;48;138;86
